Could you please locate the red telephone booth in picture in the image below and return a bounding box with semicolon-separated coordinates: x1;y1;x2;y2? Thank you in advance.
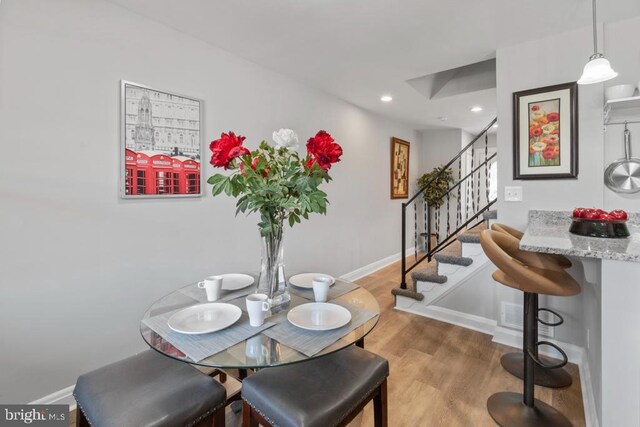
171;157;185;194
184;159;200;194
149;153;174;195
124;149;137;195
135;151;152;195
171;156;200;194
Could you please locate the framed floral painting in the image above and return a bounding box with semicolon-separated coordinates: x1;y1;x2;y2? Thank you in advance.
513;82;578;179
390;137;410;199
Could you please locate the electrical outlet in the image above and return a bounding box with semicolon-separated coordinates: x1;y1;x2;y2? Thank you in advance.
504;186;523;202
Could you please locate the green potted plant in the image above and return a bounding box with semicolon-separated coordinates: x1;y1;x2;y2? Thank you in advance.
417;165;454;208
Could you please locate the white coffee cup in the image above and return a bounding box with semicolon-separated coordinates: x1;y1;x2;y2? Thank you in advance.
246;293;271;327
312;276;332;302
198;276;223;301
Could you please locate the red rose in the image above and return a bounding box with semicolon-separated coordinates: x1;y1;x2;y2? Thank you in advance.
209;131;250;169
547;112;559;122
306;130;343;170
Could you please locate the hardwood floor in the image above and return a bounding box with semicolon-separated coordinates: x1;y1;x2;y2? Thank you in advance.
69;259;585;426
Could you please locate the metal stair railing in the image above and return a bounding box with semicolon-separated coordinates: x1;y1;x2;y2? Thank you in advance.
400;118;497;289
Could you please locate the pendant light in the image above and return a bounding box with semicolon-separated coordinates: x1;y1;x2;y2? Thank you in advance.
578;0;618;85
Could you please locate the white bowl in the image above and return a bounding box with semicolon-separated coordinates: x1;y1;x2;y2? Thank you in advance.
605;84;636;101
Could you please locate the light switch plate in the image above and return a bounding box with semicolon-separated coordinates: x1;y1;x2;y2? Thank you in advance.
504;186;522;202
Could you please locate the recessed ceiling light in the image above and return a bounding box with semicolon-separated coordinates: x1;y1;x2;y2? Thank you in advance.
492;123;498;128
470;106;483;112
437;116;448;121
380;95;393;102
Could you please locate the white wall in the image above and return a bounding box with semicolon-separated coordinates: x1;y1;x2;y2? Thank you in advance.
0;0;419;403
603;16;640;211
419;129;463;173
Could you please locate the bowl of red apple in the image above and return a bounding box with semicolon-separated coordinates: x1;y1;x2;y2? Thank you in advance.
569;208;630;238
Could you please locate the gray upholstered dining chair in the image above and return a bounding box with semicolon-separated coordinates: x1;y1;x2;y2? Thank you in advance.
73;350;226;427
241;345;389;427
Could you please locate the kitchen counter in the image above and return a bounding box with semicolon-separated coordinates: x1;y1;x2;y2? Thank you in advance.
520;209;640;426
520;210;640;263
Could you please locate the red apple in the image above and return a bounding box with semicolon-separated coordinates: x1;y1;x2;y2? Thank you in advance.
609;209;628;220
598;213;613;221
582;209;599;220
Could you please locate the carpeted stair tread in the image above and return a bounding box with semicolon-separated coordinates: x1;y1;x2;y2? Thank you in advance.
457;233;481;244
483;210;498;220
391;287;424;301
434;254;473;266
411;263;447;284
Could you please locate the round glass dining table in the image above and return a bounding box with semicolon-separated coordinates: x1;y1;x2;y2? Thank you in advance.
139;278;380;370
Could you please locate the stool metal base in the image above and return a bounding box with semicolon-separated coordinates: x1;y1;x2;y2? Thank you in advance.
501;353;572;388
487;392;572;427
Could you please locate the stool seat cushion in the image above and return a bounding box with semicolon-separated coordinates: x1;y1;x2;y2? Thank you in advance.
73;350;226;427
242;346;388;427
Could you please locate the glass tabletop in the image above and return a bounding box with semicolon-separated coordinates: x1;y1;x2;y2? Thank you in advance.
139;278;380;369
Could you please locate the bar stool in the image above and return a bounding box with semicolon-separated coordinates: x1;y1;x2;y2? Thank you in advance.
73;350;226;427
241;345;389;427
480;230;580;427
491;223;574;389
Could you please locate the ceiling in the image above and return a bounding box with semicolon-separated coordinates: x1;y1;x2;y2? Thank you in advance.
109;0;640;133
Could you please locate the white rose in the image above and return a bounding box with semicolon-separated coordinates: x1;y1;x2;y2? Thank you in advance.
272;128;299;151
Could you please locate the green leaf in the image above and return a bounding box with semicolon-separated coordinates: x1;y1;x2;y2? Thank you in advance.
208;174;229;196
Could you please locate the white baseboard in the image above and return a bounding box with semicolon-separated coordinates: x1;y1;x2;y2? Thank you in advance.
395;304;497;336
30;384;77;410
492;326;583;364
340;246;415;282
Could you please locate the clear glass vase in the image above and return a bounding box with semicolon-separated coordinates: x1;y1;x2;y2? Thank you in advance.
257;228;290;311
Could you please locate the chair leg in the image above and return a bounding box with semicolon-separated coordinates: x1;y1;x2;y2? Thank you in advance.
76;408;90;427
242;401;259;427
373;379;388;427
212;405;225;427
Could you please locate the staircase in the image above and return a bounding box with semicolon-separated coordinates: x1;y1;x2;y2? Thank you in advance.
393;118;497;307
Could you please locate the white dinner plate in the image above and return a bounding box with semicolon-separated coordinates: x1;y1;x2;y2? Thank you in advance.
220;273;255;291
168;303;242;335
288;273;336;289
287;303;352;331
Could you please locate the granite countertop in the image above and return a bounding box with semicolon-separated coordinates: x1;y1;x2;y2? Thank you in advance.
520;210;640;263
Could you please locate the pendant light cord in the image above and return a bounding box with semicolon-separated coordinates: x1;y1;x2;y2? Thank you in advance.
592;0;598;54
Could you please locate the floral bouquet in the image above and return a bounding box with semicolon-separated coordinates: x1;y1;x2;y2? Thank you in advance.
528;103;560;166
207;128;343;307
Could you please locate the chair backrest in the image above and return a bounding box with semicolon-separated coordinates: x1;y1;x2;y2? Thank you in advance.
491;223;524;240
491;223;572;269
480;230;580;296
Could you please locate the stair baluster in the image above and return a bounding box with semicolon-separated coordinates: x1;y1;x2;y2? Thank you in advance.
399;118;496;289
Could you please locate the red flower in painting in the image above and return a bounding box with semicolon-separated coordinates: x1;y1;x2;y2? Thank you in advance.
546;112;560;122
542;149;556;160
306;131;343;170
209;132;250;169
530;127;543;137
532;105;540;111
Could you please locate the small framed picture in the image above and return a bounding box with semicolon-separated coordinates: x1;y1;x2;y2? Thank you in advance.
513;82;578;179
120;80;204;198
390;137;410;199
